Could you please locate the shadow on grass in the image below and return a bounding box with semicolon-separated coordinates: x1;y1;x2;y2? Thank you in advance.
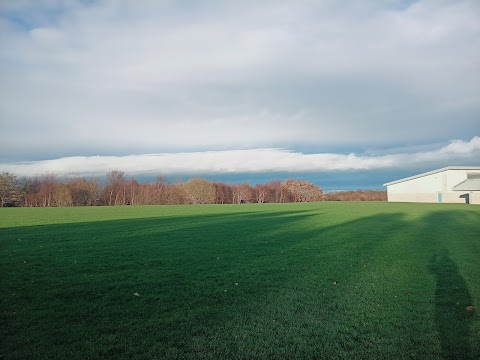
0;207;412;359
1;205;479;359
429;249;474;360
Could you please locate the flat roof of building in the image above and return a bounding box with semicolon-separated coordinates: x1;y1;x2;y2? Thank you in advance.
383;166;480;187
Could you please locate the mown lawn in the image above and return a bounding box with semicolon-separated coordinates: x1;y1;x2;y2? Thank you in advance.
0;202;479;359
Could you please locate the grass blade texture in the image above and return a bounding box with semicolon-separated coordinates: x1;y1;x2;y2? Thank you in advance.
1;202;479;359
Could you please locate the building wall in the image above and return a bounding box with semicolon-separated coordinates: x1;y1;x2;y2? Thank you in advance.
445;169;480;191
387;192;437;203
468;192;480;205
386;169;480;204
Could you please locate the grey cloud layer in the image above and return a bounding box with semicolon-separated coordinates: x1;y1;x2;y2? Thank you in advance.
0;0;479;158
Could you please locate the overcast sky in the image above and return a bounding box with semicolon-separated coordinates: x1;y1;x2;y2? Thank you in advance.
0;0;479;187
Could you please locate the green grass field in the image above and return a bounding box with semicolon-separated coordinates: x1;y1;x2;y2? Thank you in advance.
1;202;479;359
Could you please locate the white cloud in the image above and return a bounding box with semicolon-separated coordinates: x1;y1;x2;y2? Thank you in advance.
439;137;480;154
1;137;479;177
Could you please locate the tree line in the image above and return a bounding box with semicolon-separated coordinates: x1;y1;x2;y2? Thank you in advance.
0;171;385;207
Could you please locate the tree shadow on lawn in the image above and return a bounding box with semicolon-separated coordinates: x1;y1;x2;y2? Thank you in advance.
1;206;479;359
0;209;321;358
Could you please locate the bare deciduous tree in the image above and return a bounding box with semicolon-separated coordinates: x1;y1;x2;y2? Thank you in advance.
281;179;325;202
67;178;100;206
182;178;216;204
326;190;387;201
38;174;57;207
7;171;385;207
214;182;233;204
103;170;127;206
51;183;73;207
255;184;267;203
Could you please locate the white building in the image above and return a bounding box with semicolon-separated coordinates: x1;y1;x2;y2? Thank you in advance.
384;166;480;204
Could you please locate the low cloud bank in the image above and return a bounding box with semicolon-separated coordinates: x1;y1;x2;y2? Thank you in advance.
1;137;479;177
